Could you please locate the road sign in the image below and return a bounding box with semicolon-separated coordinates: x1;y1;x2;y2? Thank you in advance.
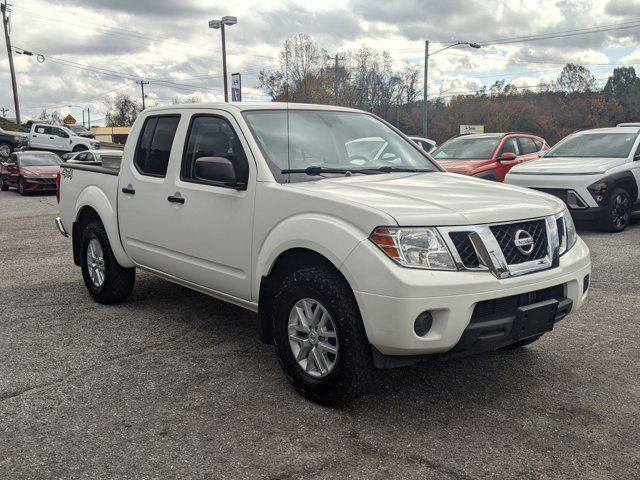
460;124;484;134
63;114;77;125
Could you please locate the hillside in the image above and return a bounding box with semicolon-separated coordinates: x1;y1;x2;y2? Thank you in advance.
0;117;29;132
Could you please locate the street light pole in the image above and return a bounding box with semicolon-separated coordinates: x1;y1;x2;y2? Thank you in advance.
209;16;237;102
423;40;481;138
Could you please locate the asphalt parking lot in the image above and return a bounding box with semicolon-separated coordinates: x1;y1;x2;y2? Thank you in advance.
0;190;638;479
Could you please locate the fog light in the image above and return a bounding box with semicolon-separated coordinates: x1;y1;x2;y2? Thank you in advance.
414;311;433;337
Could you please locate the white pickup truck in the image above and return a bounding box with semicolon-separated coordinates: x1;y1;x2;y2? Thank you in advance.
56;103;591;404
29;123;99;153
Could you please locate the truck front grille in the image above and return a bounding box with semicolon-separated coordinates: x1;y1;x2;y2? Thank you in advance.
489;219;548;265
449;232;480;268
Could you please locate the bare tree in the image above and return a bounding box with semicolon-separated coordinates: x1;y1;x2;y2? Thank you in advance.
556;64;597;93
104;93;142;127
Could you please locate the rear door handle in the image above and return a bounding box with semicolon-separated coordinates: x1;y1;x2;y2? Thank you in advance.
168;194;185;204
121;185;135;195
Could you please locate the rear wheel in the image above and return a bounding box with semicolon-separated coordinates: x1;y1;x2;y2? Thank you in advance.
80;221;135;303
271;266;374;405
601;187;631;232
0;142;12;158
0;175;8;191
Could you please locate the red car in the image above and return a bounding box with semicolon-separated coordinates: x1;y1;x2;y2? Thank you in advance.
432;133;549;181
0;151;62;195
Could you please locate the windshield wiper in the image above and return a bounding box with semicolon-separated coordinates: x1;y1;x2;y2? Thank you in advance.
368;166;433;173
281;166;377;176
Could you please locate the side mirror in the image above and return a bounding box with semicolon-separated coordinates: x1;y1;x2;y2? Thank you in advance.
195;156;245;189
498;152;518;161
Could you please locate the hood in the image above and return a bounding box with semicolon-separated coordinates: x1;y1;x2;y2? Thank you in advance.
509;156;628;175
289;172;564;226
436;159;487;175
20;165;60;177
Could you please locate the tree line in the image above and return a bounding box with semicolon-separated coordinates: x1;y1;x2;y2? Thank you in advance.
259;34;640;145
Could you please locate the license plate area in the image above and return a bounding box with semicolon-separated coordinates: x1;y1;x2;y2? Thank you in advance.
512;299;558;340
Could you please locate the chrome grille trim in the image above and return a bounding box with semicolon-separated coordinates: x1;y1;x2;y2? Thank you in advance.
439;215;561;279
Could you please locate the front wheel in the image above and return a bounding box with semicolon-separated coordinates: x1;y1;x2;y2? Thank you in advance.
0;175;8;191
18;177;26;195
0;142;12;158
601;187;631;232
80;221;135;303
73;145;88;152
271;266;374;405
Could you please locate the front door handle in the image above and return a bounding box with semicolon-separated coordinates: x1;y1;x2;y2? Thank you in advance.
121;185;135;195
168;193;185;204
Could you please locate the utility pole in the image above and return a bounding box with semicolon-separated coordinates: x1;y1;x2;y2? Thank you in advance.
87;107;91;129
327;53;342;104
0;107;8;117
1;1;20;124
82;109;85;127
136;80;149;110
423;40;429;138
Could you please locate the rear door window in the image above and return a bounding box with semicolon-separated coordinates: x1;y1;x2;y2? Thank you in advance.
134;115;181;177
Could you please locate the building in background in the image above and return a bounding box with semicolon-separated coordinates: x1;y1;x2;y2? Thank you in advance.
90;126;131;144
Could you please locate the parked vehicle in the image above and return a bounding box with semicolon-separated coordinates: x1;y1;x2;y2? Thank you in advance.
432;133;548;181
66;149;123;165
66;124;96;139
409;136;437;153
29;123;99;153
617;123;640;127
0;150;62;195
505;127;640;232
0;127;29;157
56;103;591;404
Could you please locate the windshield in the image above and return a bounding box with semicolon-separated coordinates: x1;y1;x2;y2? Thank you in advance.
242;110;440;182
433;136;501;160
546;133;638;158
19;154;62;166
69;125;88;133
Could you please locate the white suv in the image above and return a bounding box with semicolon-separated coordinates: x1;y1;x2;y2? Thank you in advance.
506;127;640;232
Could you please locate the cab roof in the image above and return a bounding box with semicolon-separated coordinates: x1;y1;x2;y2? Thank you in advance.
143;102;365;115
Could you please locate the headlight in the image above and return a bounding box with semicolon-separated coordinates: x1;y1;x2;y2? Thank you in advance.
13;136;21;141
369;227;456;270
557;209;577;255
587;181;607;204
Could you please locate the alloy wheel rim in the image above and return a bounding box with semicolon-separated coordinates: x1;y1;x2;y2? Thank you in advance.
86;238;106;287
612;193;630;229
0;145;10;157
288;298;339;379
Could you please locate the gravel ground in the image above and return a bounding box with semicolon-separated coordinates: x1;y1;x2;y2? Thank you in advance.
0;189;638;479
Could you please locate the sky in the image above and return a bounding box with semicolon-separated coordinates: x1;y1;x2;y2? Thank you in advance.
2;0;640;124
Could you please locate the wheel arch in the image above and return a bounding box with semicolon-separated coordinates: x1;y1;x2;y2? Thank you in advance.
72;188;134;268
608;171;639;201
257;246;361;345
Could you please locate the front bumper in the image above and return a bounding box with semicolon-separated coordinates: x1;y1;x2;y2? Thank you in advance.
341;237;591;356
23;178;57;192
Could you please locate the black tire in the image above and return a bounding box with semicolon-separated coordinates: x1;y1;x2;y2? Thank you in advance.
499;335;542;351
80;221;135;303
601;187;631;233
0;142;12;158
0;175;8;191
18;177;26;196
73;145;88;152
271;266;374;405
